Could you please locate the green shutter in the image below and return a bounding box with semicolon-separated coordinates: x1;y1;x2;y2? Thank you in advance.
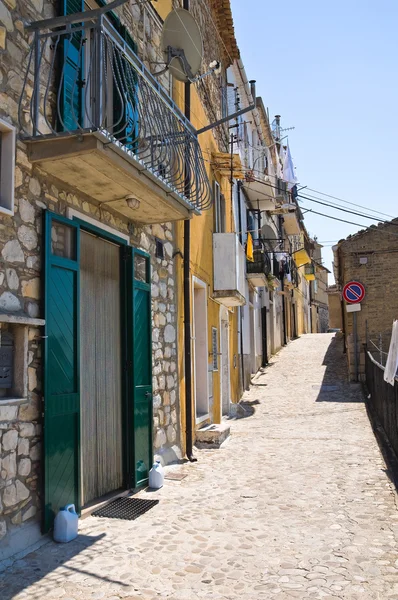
95;0;138;150
129;249;153;487
60;0;85;131
44;212;81;531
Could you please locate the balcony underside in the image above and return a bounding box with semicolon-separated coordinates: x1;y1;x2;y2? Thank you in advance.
26;132;198;224
213;290;246;307
242;179;275;211
283;212;301;235
247;272;267;288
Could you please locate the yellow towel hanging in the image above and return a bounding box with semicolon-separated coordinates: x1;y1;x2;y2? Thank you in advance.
246;232;254;262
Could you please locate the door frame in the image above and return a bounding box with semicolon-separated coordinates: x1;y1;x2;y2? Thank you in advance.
43;211;81;532
130;247;153;488
219;306;230;417
43;210;152;529
192;276;209;424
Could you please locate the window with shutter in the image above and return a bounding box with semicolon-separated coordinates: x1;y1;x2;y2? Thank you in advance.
95;0;138;150
60;0;138;145
60;0;85;131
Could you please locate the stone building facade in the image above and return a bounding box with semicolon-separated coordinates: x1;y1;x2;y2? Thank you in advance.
333;219;398;380
310;241;329;333
0;0;195;559
327;284;343;330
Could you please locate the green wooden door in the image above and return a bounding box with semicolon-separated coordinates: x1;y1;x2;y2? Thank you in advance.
44;212;80;531
131;249;153;487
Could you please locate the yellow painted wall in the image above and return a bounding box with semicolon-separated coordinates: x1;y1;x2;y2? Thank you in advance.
150;0;172;20
295;266;308;336
173;82;240;452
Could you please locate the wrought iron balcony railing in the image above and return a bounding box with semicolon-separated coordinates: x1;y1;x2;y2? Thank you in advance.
247;240;272;277
18;13;212;212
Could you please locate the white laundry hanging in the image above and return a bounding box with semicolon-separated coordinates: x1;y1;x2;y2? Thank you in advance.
282;142;297;190
384;320;398;386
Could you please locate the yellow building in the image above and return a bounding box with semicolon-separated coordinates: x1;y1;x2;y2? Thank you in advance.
292;229;312;335
164;1;243;453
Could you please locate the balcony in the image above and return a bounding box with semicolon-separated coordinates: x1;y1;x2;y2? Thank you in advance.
18;13;211;224
304;264;315;281
213;234;246;306
291;262;301;288
246;241;272;288
292;233;312;267
242;174;275;211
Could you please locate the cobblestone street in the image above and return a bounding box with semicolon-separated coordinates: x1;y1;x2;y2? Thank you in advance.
1;333;398;600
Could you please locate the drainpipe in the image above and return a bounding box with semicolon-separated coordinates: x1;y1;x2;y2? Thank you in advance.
237;181;245;391
183;0;196;462
278;215;287;345
337;244;347;354
281;276;287;345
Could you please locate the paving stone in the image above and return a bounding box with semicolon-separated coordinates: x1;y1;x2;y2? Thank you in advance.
0;334;397;599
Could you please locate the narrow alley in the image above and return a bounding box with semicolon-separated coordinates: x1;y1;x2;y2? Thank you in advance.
1;333;398;600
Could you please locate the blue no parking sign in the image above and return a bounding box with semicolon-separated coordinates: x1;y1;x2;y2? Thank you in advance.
343;281;365;304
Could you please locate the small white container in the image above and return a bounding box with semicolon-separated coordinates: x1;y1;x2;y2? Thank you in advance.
148;461;164;489
53;504;78;543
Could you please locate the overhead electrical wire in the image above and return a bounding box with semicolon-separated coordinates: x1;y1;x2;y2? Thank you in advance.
199;147;395;223
296;207;368;228
202;147;393;221
296;194;393;224
208;163;392;225
150;10;395;227
303;187;395;219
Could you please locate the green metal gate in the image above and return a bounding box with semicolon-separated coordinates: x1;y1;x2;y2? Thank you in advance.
44;213;81;531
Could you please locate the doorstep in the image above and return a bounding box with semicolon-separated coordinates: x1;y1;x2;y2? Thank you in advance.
195;422;231;449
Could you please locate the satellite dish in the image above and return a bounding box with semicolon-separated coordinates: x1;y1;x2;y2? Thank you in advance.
161;8;203;82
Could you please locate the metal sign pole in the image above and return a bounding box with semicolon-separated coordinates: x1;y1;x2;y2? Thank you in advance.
353;311;358;382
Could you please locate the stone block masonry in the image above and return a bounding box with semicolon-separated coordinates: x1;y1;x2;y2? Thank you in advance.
0;0;182;557
0;173;180;553
335;220;398;380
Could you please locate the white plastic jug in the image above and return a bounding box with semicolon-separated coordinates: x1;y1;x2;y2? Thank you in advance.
53;504;78;543
149;460;164;489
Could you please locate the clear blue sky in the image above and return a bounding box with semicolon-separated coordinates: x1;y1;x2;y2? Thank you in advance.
230;0;398;281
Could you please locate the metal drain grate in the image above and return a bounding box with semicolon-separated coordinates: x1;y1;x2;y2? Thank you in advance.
92;497;159;521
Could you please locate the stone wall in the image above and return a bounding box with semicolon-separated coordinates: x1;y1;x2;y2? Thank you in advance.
327;289;343;330
318;304;329;333
336;220;398;380
0;168;180;546
0;394;41;538
0;0;181;554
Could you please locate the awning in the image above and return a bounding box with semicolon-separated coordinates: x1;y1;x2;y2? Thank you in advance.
293;248;311;267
